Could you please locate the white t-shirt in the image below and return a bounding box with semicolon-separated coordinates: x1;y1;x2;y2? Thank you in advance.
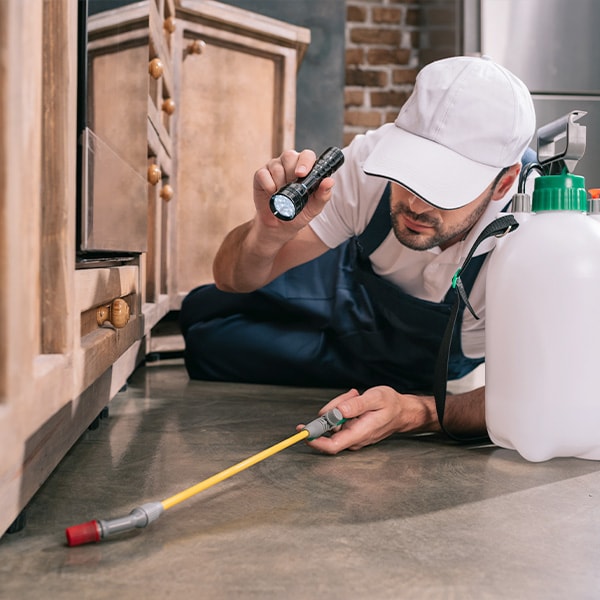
309;124;521;360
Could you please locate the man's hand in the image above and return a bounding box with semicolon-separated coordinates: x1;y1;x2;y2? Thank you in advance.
213;148;334;293
298;385;486;454
253;149;335;232
297;387;437;454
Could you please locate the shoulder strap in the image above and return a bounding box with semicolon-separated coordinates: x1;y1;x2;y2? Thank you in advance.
356;183;392;256
432;214;519;443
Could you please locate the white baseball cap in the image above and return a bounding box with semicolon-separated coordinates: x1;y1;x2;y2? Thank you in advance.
362;55;536;209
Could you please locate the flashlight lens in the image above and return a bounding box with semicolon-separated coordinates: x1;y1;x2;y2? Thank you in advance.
271;194;296;219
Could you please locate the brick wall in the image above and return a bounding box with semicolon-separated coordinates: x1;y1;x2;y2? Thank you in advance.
344;0;460;145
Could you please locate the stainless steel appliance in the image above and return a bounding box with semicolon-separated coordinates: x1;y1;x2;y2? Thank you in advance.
463;0;600;186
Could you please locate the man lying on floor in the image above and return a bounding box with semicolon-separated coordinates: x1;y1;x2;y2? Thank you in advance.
180;55;536;453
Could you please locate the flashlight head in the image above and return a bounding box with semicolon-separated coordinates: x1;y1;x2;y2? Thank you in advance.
269;184;308;221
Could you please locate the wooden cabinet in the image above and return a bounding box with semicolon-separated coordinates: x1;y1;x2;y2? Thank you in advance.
172;0;309;296
0;0;308;537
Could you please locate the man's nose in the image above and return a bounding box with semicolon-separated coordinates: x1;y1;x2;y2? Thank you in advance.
407;193;433;213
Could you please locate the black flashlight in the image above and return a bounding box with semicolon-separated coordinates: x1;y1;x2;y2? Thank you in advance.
269;147;345;221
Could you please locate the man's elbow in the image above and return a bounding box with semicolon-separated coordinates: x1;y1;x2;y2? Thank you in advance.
212;269;238;293
213;270;256;294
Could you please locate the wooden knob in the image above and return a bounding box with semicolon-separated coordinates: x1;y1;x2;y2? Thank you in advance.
96;306;110;327
186;39;206;56
164;16;176;34
149;57;164;79
96;298;131;329
110;298;130;329
161;98;176;115
147;164;161;185
160;184;174;202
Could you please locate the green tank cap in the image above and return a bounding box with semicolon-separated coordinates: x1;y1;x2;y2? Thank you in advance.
532;173;587;211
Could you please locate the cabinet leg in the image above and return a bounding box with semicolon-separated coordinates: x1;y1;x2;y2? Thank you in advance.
88;406;109;430
145;350;185;362
6;509;27;534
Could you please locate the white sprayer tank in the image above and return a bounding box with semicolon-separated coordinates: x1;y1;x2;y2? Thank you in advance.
485;174;600;461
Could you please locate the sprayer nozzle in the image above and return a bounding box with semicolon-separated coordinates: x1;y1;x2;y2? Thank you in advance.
65;520;101;547
303;408;345;439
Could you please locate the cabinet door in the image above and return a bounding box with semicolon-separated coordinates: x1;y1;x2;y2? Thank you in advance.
146;139;173;303
146;0;177;308
85;6;149;253
171;1;309;302
86;0;177;318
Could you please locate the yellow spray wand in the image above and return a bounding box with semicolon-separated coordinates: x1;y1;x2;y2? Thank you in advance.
65;408;344;546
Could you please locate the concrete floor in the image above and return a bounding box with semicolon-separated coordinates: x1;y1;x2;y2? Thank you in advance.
1;359;600;599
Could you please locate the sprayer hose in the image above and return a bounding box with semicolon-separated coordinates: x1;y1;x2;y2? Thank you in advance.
160;430;310;510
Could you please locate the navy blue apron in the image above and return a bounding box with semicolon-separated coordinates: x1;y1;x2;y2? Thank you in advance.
180;185;485;392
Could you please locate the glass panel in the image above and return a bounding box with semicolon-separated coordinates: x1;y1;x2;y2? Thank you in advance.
80;128;148;252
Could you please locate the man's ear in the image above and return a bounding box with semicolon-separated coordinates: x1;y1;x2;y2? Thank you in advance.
491;164;520;200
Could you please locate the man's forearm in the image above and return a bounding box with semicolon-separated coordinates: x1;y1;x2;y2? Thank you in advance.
425;386;486;436
212;219;284;293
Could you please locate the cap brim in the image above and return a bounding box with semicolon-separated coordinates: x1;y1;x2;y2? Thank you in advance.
362;126;502;209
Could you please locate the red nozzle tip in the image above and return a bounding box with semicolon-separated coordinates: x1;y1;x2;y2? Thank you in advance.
65;520;101;547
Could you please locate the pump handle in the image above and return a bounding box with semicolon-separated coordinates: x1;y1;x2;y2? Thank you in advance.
537;110;587;173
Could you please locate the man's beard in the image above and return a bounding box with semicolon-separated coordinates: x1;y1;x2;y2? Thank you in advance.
390;193;492;251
